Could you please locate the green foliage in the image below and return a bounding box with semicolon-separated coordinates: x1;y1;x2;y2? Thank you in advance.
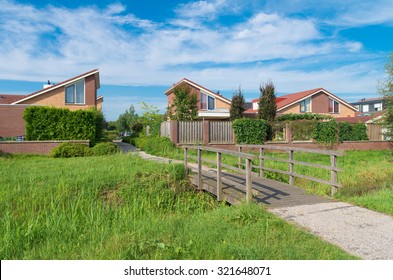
338;122;368;142
132;122;143;134
116;105;139;133
49;143;92;158
23;106;101;144
313;120;339;147
100;130;119;142
92;142;119;156
233;118;268;144
289;120;318;141
258;80;277;121
167;84;198;121
140;102;164;136
134;136;177;157
230;87;246;120
379;54;393;138
277;113;332;122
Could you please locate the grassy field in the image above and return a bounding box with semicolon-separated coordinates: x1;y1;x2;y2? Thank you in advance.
132;136;393;215
0;154;356;260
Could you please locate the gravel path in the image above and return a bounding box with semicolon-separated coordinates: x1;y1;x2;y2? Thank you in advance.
114;141;393;260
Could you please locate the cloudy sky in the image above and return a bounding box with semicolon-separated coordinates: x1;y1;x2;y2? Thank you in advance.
0;0;392;120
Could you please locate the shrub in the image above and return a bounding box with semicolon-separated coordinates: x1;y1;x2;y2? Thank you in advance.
289;120;318;140
233;118;268;144
92;142;119;156
313;120;339;148
133;136;176;157
50;143;92;158
277;113;332;121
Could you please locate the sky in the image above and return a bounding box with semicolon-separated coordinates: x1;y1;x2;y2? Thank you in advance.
0;0;392;120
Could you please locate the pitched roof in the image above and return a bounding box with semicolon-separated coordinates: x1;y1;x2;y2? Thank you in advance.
11;69;100;104
336;110;385;123
0;94;28;104
164;78;231;105
245;88;358;114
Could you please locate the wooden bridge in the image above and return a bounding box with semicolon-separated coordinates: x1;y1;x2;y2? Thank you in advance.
183;145;343;208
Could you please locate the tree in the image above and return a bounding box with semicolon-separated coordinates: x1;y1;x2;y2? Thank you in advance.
258;80;277;121
379;54;393;139
230;87;246;120
140;102;164;136
167;84;198;121
116;105;139;133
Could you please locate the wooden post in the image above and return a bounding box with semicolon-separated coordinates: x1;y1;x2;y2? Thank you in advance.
184;147;188;175
330;154;338;196
259;147;264;178
198;148;202;189
217;152;222;201
245;158;252;203
238;146;242;168
289;150;294;186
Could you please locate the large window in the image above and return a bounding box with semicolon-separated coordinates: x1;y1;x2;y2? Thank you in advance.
362;104;369;112
200;92;215;110
65;80;85;104
300;97;311;112
329;99;340;113
374;103;382;111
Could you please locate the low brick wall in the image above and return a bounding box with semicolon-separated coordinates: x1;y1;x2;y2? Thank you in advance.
0;140;90;155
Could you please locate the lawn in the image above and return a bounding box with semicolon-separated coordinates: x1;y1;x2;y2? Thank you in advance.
131;136;393;216
0;153;356;260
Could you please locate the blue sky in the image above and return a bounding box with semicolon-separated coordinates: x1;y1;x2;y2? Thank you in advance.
0;0;392;120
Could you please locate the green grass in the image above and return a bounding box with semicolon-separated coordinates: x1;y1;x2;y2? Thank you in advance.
132;136;393;215
0;154;355;259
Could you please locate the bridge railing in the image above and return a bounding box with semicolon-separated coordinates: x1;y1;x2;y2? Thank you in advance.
183;146;257;203
237;145;344;196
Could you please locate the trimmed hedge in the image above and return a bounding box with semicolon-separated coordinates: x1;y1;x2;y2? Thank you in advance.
92;142;119;156
23;106;103;144
233;119;268;144
49;143;92;158
338;122;368;141
277;113;332;121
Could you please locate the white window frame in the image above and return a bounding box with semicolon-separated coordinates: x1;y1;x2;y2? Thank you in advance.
200;92;215;111
329;98;340;114
65;79;85;105
374;103;382;111
362;104;369;112
300;97;311;113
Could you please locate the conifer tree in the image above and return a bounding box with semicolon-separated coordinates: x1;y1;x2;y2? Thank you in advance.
258;80;277;121
230;87;246;120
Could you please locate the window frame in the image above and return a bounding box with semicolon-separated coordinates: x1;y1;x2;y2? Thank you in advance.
65;79;85;105
362;104;369;113
329;98;340;114
200;92;215;111
300;97;311;113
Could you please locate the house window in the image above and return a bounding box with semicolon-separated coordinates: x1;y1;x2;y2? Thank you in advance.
300;97;311;112
362;104;369;112
374;103;382;111
200;92;215;110
329;99;340;113
65;80;85;104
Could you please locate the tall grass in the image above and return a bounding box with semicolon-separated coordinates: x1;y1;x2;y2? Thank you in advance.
0;154;355;259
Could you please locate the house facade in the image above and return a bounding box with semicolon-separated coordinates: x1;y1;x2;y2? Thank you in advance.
0;69;102;138
350;97;384;115
245;88;358;118
165;78;231;120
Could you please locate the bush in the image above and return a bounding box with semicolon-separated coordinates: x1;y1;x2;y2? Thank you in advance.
133;136;176;157
277;113;332;121
289;120;318;141
23;106;102;144
233;119;268;144
313;120;339;147
50;143;92;158
92;142;119;156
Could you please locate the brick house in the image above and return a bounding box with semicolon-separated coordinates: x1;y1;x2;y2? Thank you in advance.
165;78;231;120
245;88;358;118
0;69;102;138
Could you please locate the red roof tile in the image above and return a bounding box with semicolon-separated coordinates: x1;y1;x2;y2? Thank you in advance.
0;94;28;104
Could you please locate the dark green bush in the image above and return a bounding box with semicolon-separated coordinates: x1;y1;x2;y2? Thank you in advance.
233;119;268;144
23;106;103;144
289;120;318;140
313;120;339;147
49;143;92;158
92;142;119;156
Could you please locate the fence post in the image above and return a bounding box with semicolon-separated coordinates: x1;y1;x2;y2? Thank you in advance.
198;148;202;189
330;154;338;196
259;147;264;178
246;158;252;203
238;146;242;168
217;152;222;201
289;150;294;186
184;147;188;175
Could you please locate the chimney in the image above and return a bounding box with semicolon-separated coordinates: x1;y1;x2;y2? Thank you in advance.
43;80;52;89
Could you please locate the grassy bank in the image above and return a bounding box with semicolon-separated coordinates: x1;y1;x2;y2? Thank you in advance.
130;136;393;215
0;154;355;259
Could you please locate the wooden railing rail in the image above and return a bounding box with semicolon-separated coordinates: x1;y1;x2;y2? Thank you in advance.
237;144;343;196
184;146;256;203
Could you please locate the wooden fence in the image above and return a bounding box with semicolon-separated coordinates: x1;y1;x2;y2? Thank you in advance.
160;121;171;138
179;121;203;144
237;145;343;196
209;121;234;144
183;146;257;203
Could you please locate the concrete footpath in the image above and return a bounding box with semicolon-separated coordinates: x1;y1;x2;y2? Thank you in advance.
114;141;393;260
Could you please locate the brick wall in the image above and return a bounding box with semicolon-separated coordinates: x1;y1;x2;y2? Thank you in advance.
0;105;28;138
0;140;90;155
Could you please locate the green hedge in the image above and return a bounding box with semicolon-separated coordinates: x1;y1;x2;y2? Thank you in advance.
233;119;268;144
338;122;368;141
92;142;120;156
277;113;332;121
49;143;92;158
23;107;103;144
